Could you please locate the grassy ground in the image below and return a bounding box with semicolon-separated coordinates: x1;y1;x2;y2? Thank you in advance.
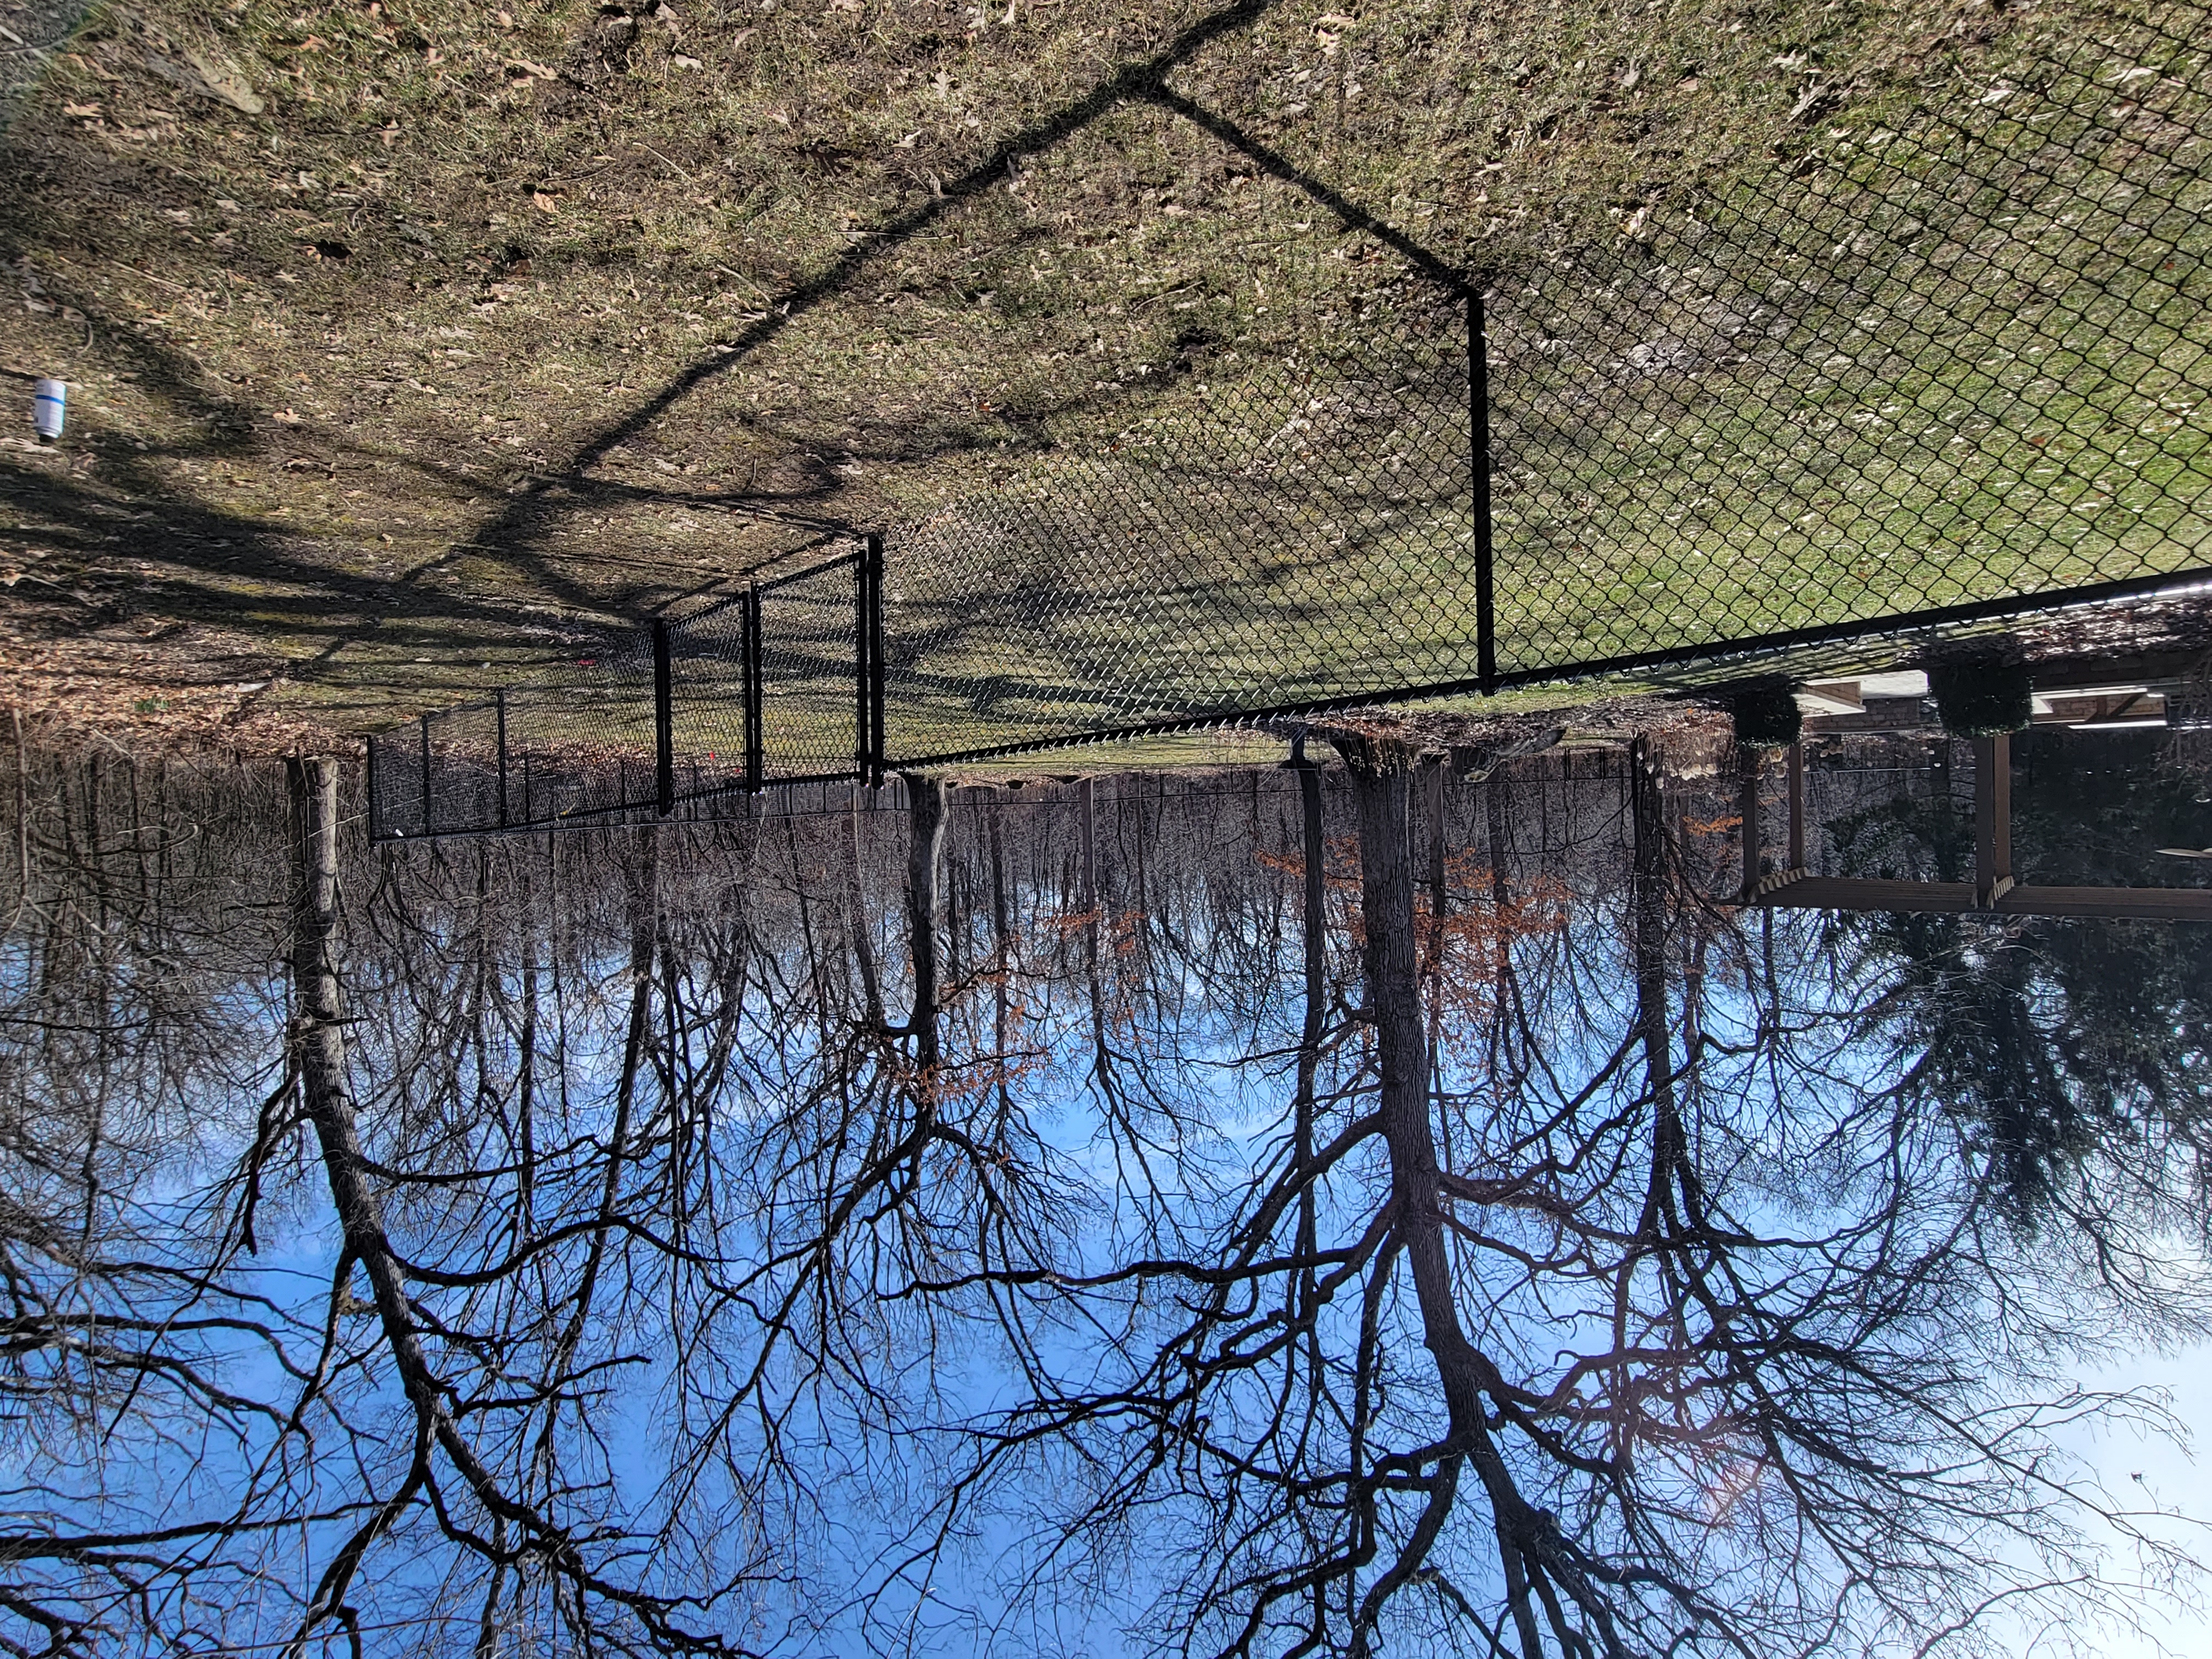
0;0;2197;759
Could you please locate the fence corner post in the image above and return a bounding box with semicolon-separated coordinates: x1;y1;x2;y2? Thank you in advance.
1468;281;1497;696
855;543;873;783
652;618;674;817
865;532;887;786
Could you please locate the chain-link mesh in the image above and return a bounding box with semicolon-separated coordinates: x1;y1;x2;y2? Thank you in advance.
1490;8;2211;672
371;4;2212;840
759;553;864;781
874;4;2211;759
664;592;755;802
369;639;657;840
882;302;1474;760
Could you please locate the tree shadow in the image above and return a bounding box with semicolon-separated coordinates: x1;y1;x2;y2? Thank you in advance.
450;0;1469;584
7;0;1479;737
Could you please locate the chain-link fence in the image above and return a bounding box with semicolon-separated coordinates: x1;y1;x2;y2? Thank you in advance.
370;3;2212;842
1490;9;2210;675
370;548;877;839
369;636;661;839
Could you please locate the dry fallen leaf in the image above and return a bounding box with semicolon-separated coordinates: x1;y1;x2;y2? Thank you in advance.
63;101;102;118
142;45;266;114
531;191;559;213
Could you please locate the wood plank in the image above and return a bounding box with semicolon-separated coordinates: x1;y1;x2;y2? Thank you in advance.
2027;651;2202;692
1754;877;1978;912
1996;885;2212;920
1745;877;2212;921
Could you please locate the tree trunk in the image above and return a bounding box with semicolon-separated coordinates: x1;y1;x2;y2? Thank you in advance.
1338;738;1464;1404
1630;737;1677;1147
286;757;456;1632
1079;775;1097;913
900;771;947;1076
1293;747;1328;1322
1424;755;1448;930
1337;734;1551;1659
988;788;1013;1118
843;786;883;1026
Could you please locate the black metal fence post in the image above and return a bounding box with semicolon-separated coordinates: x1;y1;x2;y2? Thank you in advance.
743;582;764;792
866;533;887;785
1468;284;1497;695
652;618;675;816
495;688;509;829
855;546;871;781
418;713;433;838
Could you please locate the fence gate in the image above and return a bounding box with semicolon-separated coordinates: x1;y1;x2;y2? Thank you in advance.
740;543;885;789
369;538;884;840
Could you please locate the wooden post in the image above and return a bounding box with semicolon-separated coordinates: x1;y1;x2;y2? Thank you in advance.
1974;732;2013;907
1739;747;1762;901
1787;741;1805;873
1079;776;1097;912
1994;732;2012;888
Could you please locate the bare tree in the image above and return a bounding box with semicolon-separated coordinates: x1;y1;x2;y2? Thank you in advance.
3;740;2205;1659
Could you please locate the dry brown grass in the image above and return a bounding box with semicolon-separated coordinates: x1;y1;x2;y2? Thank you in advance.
0;0;2049;743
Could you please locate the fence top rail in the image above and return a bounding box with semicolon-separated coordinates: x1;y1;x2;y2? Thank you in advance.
662;540;853;629
370;697;503;738
755;548;862;596
668;588;751;631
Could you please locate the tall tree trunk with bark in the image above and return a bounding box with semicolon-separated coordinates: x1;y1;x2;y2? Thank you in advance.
1337;734;1556;1659
1292;746;1329;1319
900;771;947;1077
843;787;884;1027
285;756;455;1639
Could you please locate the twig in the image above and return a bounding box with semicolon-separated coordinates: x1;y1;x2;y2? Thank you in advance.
715;263;769;297
636;142;693;181
109;261;189;294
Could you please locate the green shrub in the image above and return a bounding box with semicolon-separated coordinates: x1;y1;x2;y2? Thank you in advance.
1929;659;2033;736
